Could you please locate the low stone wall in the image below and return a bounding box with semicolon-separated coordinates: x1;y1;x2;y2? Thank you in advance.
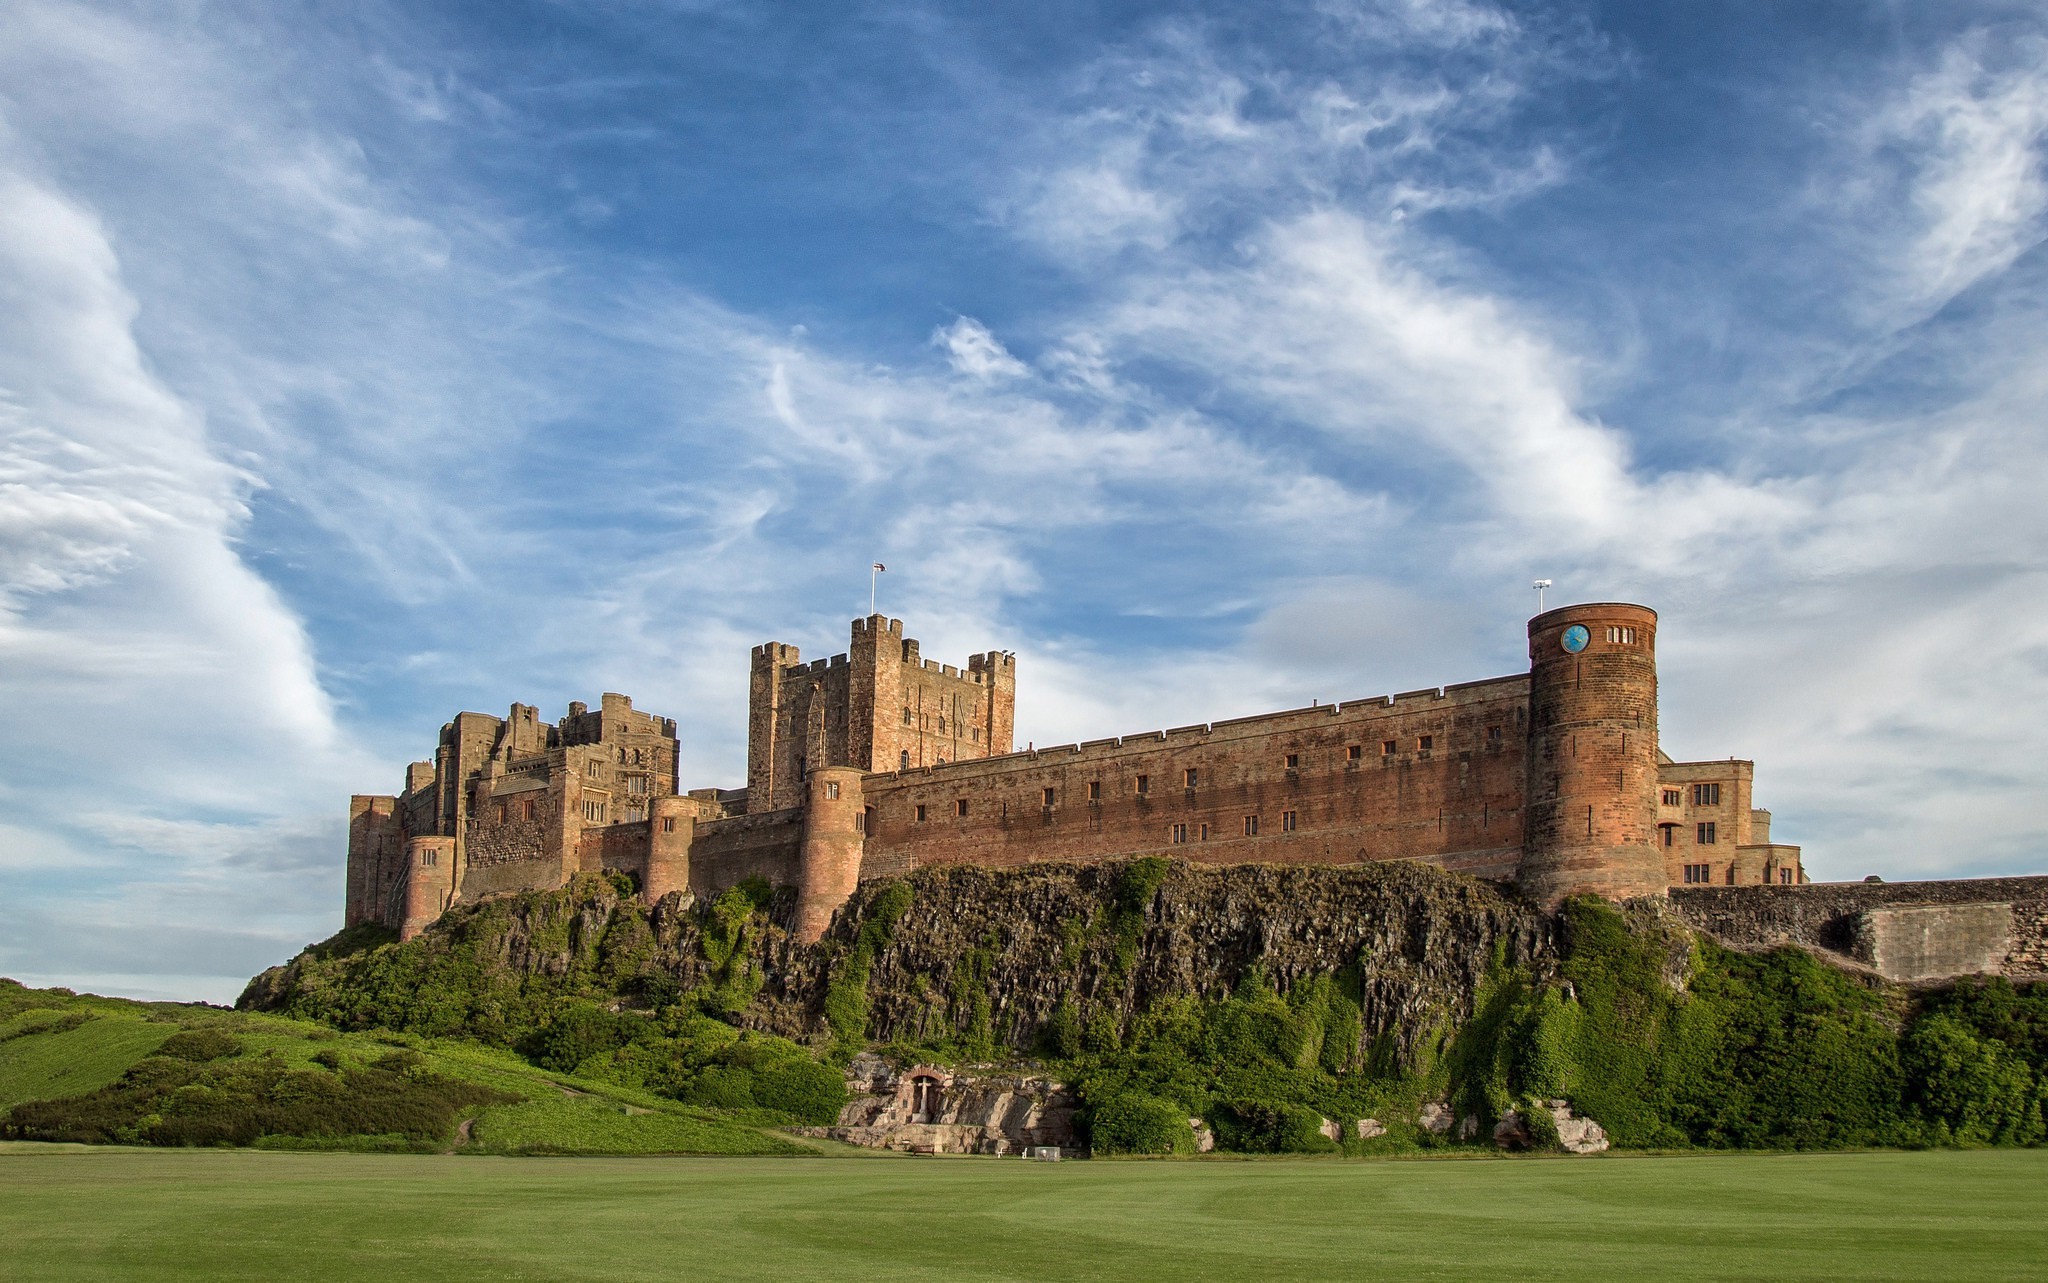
1671;877;2048;981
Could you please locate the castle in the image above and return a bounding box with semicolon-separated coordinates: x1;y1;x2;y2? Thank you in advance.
345;602;1804;943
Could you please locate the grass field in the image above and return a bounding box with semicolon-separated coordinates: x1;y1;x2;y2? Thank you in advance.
1;1146;2043;1282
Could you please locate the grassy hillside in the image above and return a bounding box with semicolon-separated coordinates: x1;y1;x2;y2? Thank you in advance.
0;1148;2043;1281
0;980;804;1156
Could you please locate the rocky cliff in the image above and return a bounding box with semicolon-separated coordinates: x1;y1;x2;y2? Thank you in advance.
245;860;1553;1062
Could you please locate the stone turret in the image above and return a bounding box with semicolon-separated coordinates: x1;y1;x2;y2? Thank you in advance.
794;766;866;943
1518;603;1666;907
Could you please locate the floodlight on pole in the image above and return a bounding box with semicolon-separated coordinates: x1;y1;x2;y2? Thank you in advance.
1532;579;1552;613
871;563;886;617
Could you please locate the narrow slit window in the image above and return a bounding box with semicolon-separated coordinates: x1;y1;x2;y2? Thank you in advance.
955;799;968;817
1088;780;1101;803
914;804;927;824
1135;774;1150;795
1183;768;1198;789
1042;787;1056;808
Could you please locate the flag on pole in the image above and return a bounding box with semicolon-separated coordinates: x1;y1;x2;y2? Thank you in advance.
873;562;886;572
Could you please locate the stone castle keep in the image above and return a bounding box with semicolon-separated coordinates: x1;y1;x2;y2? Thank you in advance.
346;602;1805;943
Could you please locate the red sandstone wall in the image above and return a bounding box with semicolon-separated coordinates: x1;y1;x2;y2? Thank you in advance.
860;676;1531;881
690;807;807;896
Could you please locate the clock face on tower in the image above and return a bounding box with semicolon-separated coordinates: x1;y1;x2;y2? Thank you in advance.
1561;624;1590;654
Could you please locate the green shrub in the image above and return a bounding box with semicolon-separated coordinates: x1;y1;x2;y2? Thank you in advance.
2;1048;516;1148
526;1005;639;1074
1903;1014;2044;1146
1212;1100;1334;1153
1086;1091;1193;1155
157;1029;244;1063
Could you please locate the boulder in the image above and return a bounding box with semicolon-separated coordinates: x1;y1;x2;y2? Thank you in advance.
1545;1100;1609;1155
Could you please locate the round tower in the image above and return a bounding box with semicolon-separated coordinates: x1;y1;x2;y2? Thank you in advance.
1519;602;1665;908
646;795;701;903
399;836;456;941
794;766;866;944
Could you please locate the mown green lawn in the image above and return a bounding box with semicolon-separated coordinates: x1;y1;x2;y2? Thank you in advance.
1;1146;2043;1282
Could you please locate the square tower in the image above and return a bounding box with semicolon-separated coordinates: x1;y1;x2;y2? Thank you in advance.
746;616;1016;812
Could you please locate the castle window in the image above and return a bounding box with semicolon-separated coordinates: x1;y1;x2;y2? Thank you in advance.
796;755;807;781
1282;810;1298;833
1042;787;1056;808
1183;768;1198;789
1727;866;1736;885
523;799;535;821
1088;780;1101;803
662;818;675;833
1607;626;1636;644
1660;824;1676;847
1663;789;1682;806
1244;815;1259;837
1382;740;1396;756
915;804;928;823
938;716;946;732
900;750;910;770
1697;821;1718;845
421;849;436;867
1199;823;1211;841
626;805;645;822
1693;783;1721;806
1418;735;1433;753
904;707;913;726
1488;726;1502;747
1135;775;1149;795
1284;753;1299;771
972;728;980;743
587;761;600;778
628;775;649;795
955;799;968;817
1169;823;1188;844
618;748;627;764
1347;744;1363;762
825;781;840;800
1683;863;1711;884
1779;868;1793;885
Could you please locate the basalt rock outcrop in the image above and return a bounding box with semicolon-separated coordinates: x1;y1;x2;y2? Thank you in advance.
245;860;1555;1063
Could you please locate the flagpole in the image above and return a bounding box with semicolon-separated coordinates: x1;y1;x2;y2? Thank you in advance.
870;562;886;617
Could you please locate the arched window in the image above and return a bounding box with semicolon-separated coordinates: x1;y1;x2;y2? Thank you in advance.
899;750;910;770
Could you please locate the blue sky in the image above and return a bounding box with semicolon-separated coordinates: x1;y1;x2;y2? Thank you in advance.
3;0;2046;1003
